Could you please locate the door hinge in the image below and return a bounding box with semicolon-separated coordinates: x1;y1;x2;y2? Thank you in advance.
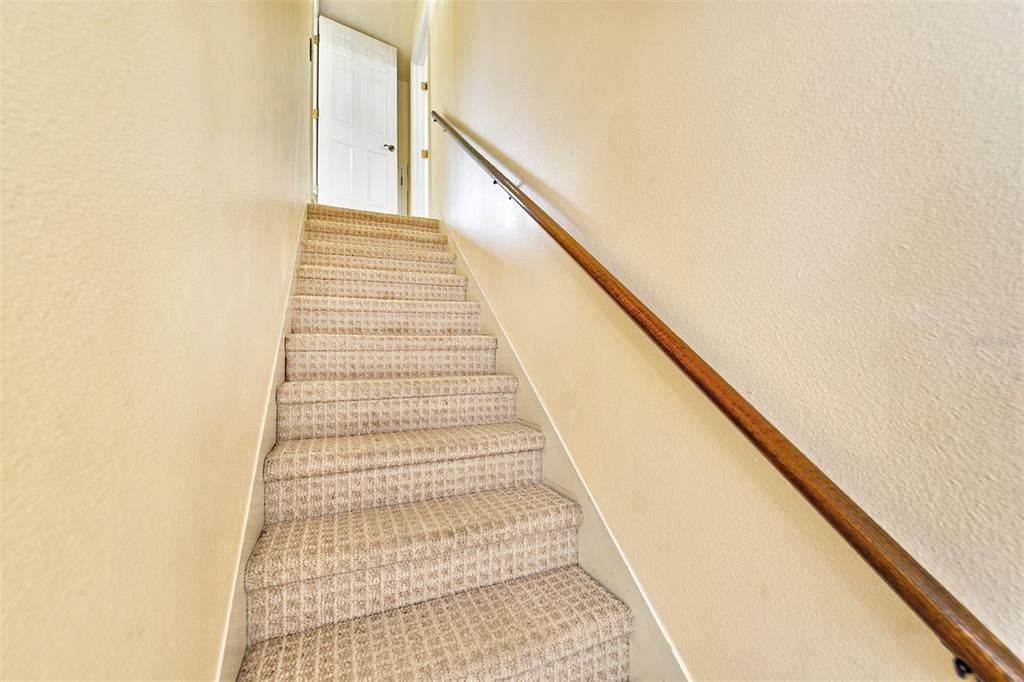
420;81;429;91
420;149;429;159
312;108;319;120
312;34;320;45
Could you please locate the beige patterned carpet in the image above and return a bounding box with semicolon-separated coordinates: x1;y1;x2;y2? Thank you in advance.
238;204;632;680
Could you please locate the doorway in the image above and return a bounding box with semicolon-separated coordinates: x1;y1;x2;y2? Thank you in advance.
316;15;399;213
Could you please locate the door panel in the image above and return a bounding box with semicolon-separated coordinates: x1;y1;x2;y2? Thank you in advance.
366;151;387;209
367;80;386;135
332;142;354;202
330;66;354;126
318;16;398;212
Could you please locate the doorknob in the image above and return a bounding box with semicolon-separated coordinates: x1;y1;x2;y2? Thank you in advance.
382;144;395;152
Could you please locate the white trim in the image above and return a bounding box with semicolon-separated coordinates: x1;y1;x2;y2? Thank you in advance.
310;0;320;202
409;59;430;217
409;2;433;217
213;211;306;681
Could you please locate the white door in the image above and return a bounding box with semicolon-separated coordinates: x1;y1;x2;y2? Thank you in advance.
318;16;398;212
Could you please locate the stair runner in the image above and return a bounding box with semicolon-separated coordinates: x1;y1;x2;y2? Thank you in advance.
238;204;632;681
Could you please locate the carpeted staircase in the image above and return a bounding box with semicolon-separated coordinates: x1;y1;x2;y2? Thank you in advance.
238;205;632;680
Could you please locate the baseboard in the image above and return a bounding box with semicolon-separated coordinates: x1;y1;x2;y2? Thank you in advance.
215;207;307;681
440;217;688;681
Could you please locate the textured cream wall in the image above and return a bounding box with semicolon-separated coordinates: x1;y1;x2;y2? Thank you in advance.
1;2;310;679
428;1;1021;678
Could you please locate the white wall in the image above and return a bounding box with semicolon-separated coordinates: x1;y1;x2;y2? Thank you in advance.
427;1;1021;678
1;2;310;678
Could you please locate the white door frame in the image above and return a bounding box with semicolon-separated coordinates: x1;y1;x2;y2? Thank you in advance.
311;0;320;202
409;3;432;217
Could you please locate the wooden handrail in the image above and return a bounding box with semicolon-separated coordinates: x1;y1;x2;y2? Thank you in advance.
432;110;1024;682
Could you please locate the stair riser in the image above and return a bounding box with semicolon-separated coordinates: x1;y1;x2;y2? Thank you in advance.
307;217;440;235
263;422;546;483
295;277;466;302
265;450;543;522
246;528;577;644
285;348;496;381
306;222;447;246
298;266;464;288
291;309;480;335
301;240;455;264
527;637;630;682
304;231;449;252
277;393;517;439
300;251;457;275
307;209;440;234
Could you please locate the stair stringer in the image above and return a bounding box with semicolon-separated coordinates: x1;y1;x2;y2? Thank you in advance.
216;206;308;681
442;218;689;682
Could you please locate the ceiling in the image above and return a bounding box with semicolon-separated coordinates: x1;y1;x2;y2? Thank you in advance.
319;1;418;82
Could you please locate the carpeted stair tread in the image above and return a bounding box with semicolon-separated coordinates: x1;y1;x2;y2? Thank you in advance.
305;220;448;246
295;265;467;302
285;333;495;352
301;238;456;264
296;276;465;302
275;374;516;439
291;295;477;315
277;374;517;404
238;566;632;681
263;449;543;522
246;524;573;643
290;296;481;336
245;485;581;590
291;295;476;311
305;216;440;235
297;265;466;288
284;334;496;380
301;250;457;275
265;421;545;482
307;203;441;233
301;231;449;253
